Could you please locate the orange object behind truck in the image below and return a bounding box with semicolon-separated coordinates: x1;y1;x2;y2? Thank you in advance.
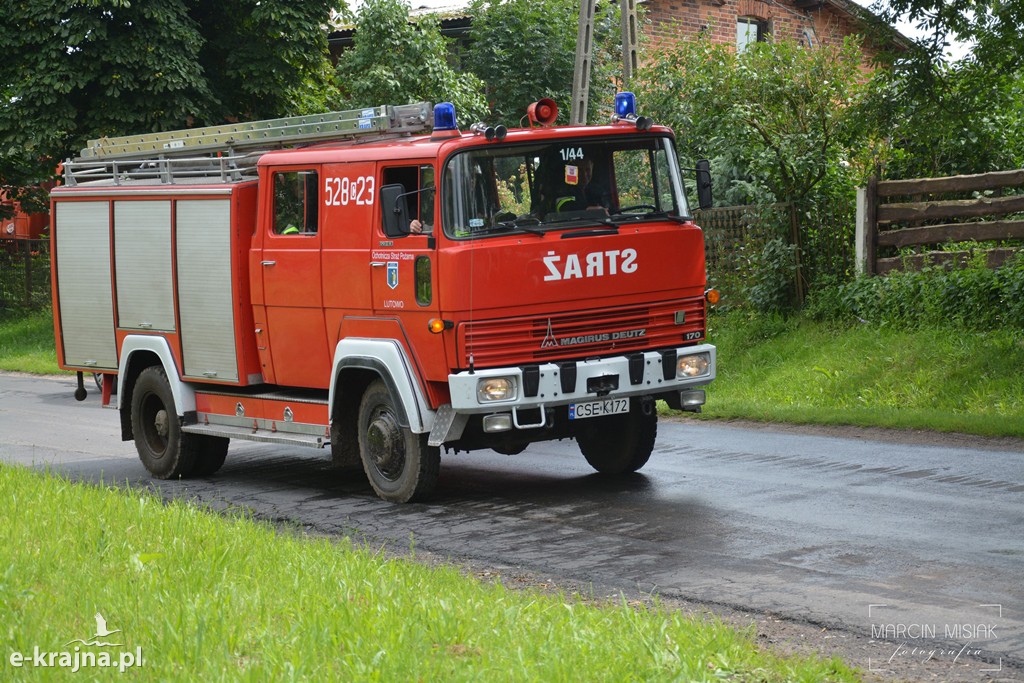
50;95;717;502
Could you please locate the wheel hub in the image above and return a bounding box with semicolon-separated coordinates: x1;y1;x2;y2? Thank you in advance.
154;409;169;438
366;409;405;481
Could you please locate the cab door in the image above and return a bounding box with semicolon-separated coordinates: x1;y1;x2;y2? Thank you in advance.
259;167;331;388
370;164;439;326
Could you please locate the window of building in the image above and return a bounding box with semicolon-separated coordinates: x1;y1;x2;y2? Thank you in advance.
737;17;769;53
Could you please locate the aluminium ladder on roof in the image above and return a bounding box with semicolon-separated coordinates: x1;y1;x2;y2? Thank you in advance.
77;102;433;161
62;102;433;187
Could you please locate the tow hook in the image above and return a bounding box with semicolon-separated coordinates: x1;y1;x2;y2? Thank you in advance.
641;396;655;416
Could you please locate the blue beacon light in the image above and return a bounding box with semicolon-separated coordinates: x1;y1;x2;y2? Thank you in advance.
433;102;458;131
614;92;637;119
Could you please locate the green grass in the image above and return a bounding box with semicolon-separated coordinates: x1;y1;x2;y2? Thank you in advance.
0;308;63;375
697;312;1024;437
0;464;858;681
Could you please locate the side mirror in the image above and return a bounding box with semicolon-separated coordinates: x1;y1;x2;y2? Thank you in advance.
695;159;713;210
380;184;410;237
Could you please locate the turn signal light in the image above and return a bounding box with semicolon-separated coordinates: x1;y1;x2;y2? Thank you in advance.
428;318;452;334
705;288;720;305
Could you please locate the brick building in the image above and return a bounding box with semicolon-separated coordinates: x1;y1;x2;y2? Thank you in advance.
329;0;909;66
629;0;905;63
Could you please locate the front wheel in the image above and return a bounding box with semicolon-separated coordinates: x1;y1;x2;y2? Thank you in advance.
189;436;229;477
575;399;657;474
357;379;439;503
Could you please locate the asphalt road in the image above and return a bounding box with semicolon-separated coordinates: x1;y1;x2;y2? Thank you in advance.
2;372;1022;681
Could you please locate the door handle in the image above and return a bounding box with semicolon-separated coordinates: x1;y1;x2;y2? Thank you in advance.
261;260;276;266
370;261;385;267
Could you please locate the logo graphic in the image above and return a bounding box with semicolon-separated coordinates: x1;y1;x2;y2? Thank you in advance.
65;613;122;647
540;319;558;348
386;261;399;289
9;612;143;673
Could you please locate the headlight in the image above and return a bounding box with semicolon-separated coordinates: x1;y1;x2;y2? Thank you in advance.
677;353;710;378
477;377;517;403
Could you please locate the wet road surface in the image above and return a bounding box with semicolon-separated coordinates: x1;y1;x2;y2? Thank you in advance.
2;373;1022;680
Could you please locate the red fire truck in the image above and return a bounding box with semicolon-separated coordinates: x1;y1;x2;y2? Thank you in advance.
2;188;49;243
51;95;716;502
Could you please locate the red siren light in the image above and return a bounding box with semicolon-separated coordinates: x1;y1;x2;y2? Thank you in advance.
527;98;559;127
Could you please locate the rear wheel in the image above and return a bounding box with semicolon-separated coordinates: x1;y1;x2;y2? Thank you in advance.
357;379;439;503
131;366;196;479
575;399;657;474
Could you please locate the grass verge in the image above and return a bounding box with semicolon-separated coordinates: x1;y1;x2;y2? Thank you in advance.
0;308;62;375
696;312;1024;438
0;464;857;681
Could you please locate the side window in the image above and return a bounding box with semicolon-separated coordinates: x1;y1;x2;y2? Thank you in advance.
419;165;435;224
273;170;319;235
382;165;435;233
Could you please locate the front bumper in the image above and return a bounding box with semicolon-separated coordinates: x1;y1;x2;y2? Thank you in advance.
447;343;715;414
427;344;715;445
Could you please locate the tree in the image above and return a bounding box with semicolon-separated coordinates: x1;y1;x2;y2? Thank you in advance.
333;0;487;124
0;0;336;208
637;35;867;206
466;0;622;125
873;0;1024;72
859;61;1024;179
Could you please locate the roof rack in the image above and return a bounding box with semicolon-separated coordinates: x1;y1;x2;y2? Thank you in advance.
62;102;433;187
77;102;433;161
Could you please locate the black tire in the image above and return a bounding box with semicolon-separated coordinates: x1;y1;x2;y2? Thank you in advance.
357;379;439;503
575;399;657;474
93;373;117;395
330;412;364;473
189;436;229;477
130;366;199;479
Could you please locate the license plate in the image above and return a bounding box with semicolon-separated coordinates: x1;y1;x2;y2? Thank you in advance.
568;398;629;420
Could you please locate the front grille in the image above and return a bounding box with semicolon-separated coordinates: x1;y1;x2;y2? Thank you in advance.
458;298;705;368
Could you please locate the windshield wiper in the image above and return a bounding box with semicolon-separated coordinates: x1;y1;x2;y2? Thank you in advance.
561;226;619;239
609;209;688;224
494;216;545;236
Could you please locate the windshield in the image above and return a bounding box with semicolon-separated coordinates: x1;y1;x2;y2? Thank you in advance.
441;135;689;239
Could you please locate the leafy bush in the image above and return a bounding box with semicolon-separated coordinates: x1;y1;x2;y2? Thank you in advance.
805;253;1024;330
744;238;798;314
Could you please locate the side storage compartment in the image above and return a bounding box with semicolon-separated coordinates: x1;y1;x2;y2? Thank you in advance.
114;200;175;331
54;201;117;370
176;199;239;382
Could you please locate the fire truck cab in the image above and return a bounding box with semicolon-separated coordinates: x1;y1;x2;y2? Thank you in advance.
51;96;716;503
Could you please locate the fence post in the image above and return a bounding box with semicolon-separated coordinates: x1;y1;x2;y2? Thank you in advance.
855;186;866;275
855;176;878;276
22;240;33;307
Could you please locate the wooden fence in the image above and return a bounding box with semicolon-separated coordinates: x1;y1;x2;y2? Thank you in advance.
856;169;1024;275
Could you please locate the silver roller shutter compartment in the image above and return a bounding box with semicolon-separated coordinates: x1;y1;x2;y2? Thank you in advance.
176;199;238;382
114;200;175;331
55;201;117;369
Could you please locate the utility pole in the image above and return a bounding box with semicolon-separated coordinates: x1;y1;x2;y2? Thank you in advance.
570;0;640;125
